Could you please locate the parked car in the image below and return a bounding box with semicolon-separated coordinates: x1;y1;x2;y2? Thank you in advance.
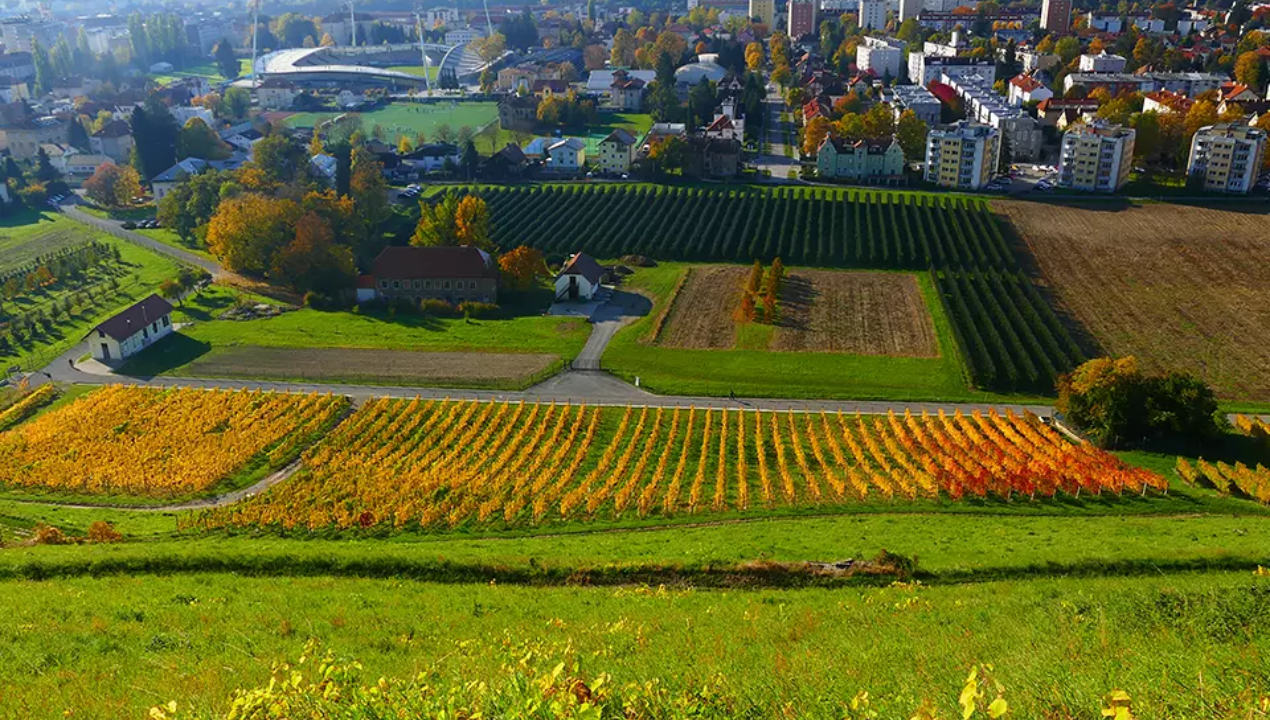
122;221;137;229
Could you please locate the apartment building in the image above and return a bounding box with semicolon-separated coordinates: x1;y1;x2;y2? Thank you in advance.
886;84;941;126
1078;51;1127;73
856;36;903;79
787;0;817;38
748;0;775;26
940;73;1042;160
858;0;887;30
908;54;995;86
1040;0;1072;34
1058;121;1135;193
1186;124;1267;194
924;120;1000;190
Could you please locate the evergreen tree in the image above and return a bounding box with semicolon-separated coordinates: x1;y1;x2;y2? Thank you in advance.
214;39;239;79
68;118;90;151
31;39;54;95
130;101;180;181
128;12;150;67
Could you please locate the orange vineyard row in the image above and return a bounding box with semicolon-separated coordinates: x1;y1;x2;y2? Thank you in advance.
187;400;1165;531
0;386;348;497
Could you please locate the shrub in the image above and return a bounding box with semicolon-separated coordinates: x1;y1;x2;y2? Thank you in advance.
457;301;500;319
86;521;123;543
420;299;459;317
32;524;67;545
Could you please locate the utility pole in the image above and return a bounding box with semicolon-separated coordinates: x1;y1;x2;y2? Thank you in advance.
414;7;432;92
250;0;259;89
348;0;357;48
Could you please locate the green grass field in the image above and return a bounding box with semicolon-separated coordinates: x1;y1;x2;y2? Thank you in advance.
150;58;251;84
386;64;439;80
0;212;98;272
281;101;499;144
475;111;655;156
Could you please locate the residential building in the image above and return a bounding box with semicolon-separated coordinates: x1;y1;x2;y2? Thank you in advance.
1040;0;1072;34
858;0;887;31
401;143;461;174
498;64;563;92
151;158;210;202
898;0;923;22
787;0;817;38
445;27;485;45
1037;98;1100;128
585;69;656;94
0;18;65;54
1017;49;1060;74
1078;51;1127;73
887;85;941;126
1187;123;1267;194
816;136;905;184
89;120;133;163
321;12;376;46
87;295;174;363
748;0;775;26
908;54;995;86
185;17;238;56
1143;90;1194;115
0;77;28;103
498;95;539;132
684;137;741;178
171;106;216;127
0;103;67;160
941;74;1042;160
1220;82;1260;103
366;246;499;304
609;72;646;111
1058;121;1135;193
480;143;529;180
546;137;586;173
596;129;637;174
856;37;903;80
918;9;1039;30
255;78;299;110
1007;74;1053;106
1063;72;1227;97
310;153;338;186
706;113;743;141
39;143;77;173
924;121;1000;190
555;252;606;302
65;154;112;179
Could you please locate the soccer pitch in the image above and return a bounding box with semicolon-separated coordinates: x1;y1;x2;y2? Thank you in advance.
281;101;499;143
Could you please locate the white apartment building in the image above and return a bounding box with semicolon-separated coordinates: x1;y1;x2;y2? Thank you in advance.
899;0;923;22
1078;51;1127;73
908;54;995;86
941;73;1042;160
856;36;903;79
1187;123;1267;194
858;0;887;30
886;84;941;126
925;121;1000;190
1058;121;1135;193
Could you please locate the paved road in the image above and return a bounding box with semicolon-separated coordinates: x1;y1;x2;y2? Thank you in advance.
59;204;225;277
571;289;652;370
750;95;801;180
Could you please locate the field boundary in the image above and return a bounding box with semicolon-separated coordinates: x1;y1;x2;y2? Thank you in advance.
646;267;690;344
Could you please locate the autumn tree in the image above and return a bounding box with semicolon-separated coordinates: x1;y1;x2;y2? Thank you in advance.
744;41;764;70
454;195;493;249
802;115;833;155
498;246;549;290
1235;51;1267;92
272;211;356;294
411;192;460;247
895;109;928;162
177;117;232;160
206;194;302;275
349;146;389;234
83;162;142;208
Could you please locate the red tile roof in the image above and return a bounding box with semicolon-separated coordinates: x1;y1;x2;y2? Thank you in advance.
371;246;496;280
1009;74;1045;92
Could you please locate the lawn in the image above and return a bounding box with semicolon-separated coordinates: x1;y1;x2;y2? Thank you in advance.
150;58;251;84
0;213;182;371
386;64;439;80
281;101;499;144
121;291;590;387
602;262;1016;402
135;228;215;261
474;111;655;156
1;547;1267;717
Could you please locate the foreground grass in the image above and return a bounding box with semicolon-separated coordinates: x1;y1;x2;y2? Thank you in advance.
1;570;1266;718
605;263;1045;404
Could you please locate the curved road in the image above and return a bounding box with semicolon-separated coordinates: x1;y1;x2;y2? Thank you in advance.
60;204;224;277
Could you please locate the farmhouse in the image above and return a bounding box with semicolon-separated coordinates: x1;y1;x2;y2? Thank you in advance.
87;294;174;363
364;246;499;304
555;252;605;301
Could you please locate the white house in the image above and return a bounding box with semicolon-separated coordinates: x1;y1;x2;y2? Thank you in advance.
86;294;174;363
66;153;112;178
546;137;586;173
170;105;215;127
151;158;209;201
596;128;636;174
1007;73;1054;106
555;252;605;302
255;78;300;110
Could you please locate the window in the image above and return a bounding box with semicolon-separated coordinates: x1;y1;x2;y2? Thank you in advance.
444;281;451;290
413;280;421;290
424;280;431;290
142;327;148;339
162;316;170;327
392;280;400;290
468;281;476;290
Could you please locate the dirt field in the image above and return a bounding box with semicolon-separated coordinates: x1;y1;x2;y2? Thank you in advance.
658;266;939;358
185;347;560;386
772;271;939;357
996;200;1270;401
658;266;748;349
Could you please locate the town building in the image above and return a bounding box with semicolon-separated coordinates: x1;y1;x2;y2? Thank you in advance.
445;27;485;45
255;78;300;110
1078;51;1127;73
748;0;775;26
924;120;1000;190
1017;49;1060;74
886;85;941;126
555;252;605;302
0;18;65;54
1186;123;1267;194
816;136;905;184
366;246;499;304
1143;90;1194;115
787;0;817;38
1063;72;1227;97
87;294;174;363
609;72;646;111
597;128;637;174
497;94;540;132
908;54;995;86
1058;121;1135;193
857;0;887;31
685;136;741;177
546;137;586;173
1037;98;1100;129
320;11;376;46
856;37;903;80
0;103;67;161
1040;0;1072;34
1007;73;1054;106
940;74;1042;160
898;0;923;22
0;77;28;103
89;119;134;164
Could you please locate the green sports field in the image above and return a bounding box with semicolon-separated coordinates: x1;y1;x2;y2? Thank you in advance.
280;101;499;143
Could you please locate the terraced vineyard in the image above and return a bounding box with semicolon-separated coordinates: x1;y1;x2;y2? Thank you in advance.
480;185;1084;392
188;398;1164;532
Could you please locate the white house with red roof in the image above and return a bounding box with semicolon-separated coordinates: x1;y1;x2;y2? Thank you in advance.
1007;73;1053;106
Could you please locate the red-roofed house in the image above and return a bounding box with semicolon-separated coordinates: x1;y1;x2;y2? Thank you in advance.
1007;73;1054;106
803;99;829;122
364;246;499;304
1220;82;1260;103
609;71;646;111
705;114;741;141
1143;90;1194;115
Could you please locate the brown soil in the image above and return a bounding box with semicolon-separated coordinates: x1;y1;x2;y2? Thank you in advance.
996;200;1270;400
771;271;939;357
187;347;559;385
658;266;748;349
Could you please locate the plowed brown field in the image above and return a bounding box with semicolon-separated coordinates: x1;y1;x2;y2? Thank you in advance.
996;200;1270;401
658;265;938;357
